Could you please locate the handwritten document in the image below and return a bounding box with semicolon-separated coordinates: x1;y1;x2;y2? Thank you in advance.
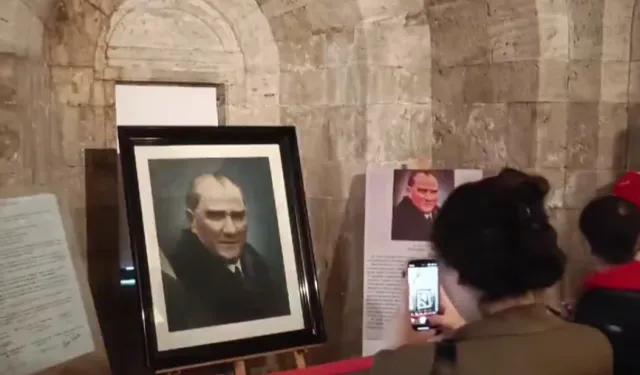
0;194;94;375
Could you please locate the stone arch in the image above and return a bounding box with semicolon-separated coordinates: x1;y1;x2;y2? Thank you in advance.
94;0;280;126
355;1;432;164
590;0;634;171
535;0;570;108
531;0;571;308
315;0;433;359
557;0;638;300
533;0;569;190
0;1;53;189
0;0;47;57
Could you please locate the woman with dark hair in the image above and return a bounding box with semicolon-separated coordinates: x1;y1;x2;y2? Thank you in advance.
371;168;613;375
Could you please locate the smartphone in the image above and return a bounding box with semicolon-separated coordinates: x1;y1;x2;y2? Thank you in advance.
408;259;440;331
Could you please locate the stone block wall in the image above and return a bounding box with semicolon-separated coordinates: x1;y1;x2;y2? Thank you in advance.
1;0;640;364
267;0;434;358
0;0;51;188
0;53;52;186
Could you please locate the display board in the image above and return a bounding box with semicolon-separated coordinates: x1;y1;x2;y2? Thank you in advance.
361;168;483;355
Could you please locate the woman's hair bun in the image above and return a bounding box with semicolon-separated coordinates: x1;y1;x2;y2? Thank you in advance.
496;168;550;203
431;167;564;301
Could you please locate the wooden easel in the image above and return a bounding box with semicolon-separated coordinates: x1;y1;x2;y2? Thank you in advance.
165;347;311;375
232;349;307;375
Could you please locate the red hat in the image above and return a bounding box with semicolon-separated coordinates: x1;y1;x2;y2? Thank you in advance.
613;171;640;208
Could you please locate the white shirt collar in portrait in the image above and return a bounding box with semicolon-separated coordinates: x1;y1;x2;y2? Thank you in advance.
227;260;243;275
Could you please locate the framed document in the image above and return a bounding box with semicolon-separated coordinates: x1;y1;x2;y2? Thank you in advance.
117;126;325;372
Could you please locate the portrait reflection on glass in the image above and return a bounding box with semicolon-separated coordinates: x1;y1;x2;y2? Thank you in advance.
160;173;290;332
408;263;439;326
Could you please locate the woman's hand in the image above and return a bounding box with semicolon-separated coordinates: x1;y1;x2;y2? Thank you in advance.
427;286;467;338
383;277;466;350
383;280;442;349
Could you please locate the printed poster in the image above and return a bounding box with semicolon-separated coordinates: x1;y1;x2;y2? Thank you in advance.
362;168;483;355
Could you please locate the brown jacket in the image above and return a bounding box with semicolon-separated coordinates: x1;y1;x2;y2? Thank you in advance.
369;304;613;375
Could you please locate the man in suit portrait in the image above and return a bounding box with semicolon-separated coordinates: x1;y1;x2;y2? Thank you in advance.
160;174;290;332
391;170;440;242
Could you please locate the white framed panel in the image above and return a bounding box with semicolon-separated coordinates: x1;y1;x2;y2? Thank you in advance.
115;83;219;127
115;83;219;269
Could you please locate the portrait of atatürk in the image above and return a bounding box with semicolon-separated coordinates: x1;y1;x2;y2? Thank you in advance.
118;126;325;371
391;169;454;242
148;158;291;332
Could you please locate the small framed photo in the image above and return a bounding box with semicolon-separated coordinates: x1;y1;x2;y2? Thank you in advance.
117;126;326;372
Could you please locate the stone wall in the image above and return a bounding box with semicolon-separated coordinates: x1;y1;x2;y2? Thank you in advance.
0;54;50;185
0;0;51;187
1;0;640;366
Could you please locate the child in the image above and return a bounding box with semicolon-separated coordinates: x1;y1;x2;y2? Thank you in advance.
579;195;640;292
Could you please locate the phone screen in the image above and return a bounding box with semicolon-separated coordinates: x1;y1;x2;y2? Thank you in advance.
408;259;439;331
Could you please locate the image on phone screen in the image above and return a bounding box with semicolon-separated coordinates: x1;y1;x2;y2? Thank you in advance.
408;260;439;331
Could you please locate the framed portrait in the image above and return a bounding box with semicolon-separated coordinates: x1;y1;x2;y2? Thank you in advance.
117;126;325;372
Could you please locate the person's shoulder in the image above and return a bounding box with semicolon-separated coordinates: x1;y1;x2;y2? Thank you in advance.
560;321;610;346
370;343;436;375
558;322;613;366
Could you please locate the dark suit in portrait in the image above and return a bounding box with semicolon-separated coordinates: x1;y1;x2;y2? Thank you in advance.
163;230;289;332
160;173;290;332
391;197;439;242
391;171;441;242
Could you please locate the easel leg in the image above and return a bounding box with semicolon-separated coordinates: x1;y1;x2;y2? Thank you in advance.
293;350;306;369
233;360;246;375
163;349;311;374
265;355;280;372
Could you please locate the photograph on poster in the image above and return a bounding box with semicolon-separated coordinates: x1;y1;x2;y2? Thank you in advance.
391;170;454;242
118;126;325;371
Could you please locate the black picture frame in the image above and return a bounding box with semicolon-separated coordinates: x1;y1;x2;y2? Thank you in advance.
117;126;326;372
